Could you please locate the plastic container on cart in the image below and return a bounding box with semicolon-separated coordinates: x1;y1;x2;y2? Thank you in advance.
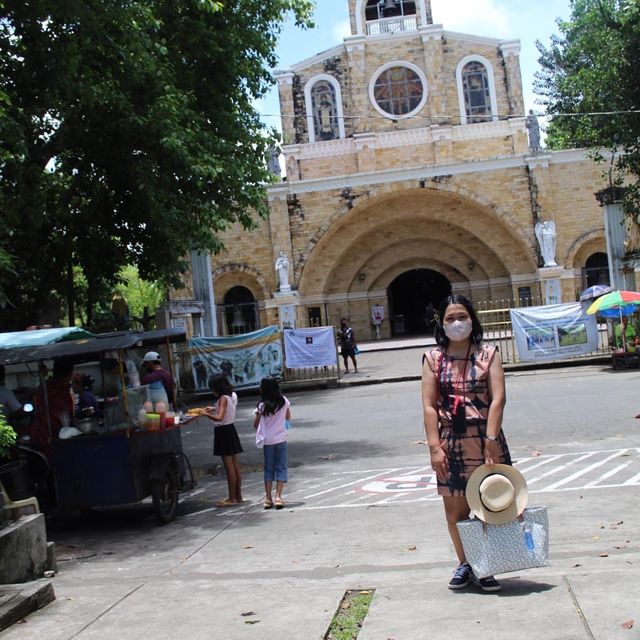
145;413;161;431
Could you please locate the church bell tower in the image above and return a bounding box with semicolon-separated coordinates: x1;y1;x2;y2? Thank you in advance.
348;0;433;36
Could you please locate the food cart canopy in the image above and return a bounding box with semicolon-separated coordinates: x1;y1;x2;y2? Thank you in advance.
0;327;94;350
0;328;186;366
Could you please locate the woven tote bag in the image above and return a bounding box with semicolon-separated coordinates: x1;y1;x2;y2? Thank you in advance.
456;506;549;578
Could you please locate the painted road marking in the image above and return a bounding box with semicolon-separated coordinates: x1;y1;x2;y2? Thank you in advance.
292;448;640;510
181;448;640;515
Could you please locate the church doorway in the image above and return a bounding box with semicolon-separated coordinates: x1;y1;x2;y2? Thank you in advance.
388;269;451;336
583;252;610;288
219;286;259;335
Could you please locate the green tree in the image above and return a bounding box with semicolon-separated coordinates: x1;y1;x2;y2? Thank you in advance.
535;0;640;214
0;0;313;331
115;265;164;329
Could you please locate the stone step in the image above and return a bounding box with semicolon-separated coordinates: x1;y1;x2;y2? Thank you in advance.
0;581;55;632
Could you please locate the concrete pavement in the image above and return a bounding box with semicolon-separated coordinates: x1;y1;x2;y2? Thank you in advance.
3;455;638;640
1;344;637;639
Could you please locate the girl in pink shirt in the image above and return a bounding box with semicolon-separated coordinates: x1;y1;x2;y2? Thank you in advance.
253;377;291;509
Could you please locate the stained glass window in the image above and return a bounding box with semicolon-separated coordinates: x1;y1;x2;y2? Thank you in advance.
311;80;339;141
373;66;424;117
462;61;492;123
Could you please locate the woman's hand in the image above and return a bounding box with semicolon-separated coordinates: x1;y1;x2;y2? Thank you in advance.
483;439;501;468
429;445;448;482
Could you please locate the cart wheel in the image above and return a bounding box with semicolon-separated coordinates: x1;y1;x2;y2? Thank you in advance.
151;466;178;524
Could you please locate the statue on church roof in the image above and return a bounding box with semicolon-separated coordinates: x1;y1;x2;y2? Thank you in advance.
526;109;541;155
266;144;282;176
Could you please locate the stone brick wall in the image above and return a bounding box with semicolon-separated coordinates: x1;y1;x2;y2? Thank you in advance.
166;16;611;342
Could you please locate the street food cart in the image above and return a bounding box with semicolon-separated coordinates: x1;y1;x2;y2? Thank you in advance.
0;328;195;524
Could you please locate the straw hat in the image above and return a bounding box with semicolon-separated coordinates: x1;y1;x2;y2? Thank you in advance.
466;464;528;524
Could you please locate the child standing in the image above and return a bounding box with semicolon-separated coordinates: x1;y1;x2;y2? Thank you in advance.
205;374;243;507
254;377;291;510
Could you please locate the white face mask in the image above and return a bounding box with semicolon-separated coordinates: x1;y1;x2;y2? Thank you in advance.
444;319;473;342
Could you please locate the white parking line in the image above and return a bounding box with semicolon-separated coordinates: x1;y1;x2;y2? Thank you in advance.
527;452;597;484
584;462;632;487
544;450;628;490
304;470;395;499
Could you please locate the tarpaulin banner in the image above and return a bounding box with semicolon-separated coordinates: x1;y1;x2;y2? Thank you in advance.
283;327;338;368
189;326;283;389
510;303;599;362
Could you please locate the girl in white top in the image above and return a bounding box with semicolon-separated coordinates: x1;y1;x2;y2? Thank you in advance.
205;374;243;507
253;377;291;509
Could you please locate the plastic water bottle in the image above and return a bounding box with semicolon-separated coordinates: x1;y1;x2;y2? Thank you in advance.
523;524;535;551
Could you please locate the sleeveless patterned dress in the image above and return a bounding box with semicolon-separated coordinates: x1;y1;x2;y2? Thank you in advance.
424;343;512;497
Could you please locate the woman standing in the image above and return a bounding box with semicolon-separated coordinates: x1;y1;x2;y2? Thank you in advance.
421;294;512;592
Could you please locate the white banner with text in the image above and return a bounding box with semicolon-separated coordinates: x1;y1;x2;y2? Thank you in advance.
510;303;599;362
283;327;337;368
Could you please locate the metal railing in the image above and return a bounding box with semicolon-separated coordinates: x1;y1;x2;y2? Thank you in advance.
366;15;418;35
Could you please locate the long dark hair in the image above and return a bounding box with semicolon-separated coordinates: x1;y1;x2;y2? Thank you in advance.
259;377;285;416
433;294;483;347
209;374;233;398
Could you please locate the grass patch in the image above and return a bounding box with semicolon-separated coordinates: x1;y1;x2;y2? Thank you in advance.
325;589;375;640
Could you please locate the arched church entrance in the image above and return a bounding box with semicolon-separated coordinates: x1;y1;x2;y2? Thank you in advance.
388;268;451;336
221;286;259;335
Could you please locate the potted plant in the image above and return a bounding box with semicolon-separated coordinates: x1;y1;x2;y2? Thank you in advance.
0;414;31;503
0;413;17;527
0;412;17;461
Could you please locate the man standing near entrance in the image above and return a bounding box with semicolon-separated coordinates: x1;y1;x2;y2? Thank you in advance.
338;319;358;374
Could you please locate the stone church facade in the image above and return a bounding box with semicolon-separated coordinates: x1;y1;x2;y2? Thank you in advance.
164;0;611;341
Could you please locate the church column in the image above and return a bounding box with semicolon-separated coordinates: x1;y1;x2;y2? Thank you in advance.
345;36;367;137
275;71;296;146
499;41;524;118
596;187;628;290
190;251;217;336
420;25;446;125
418;0;433;26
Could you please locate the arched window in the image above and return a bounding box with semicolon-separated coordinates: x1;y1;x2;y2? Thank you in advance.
304;75;346;143
456;55;498;125
462;62;491;122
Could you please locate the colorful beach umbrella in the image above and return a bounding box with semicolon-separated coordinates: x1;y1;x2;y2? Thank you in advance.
597;304;638;318
586;290;640;315
587;290;640;353
579;284;614;302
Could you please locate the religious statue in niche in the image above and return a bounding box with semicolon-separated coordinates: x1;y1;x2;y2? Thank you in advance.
275;251;291;292
526;110;541;154
312;81;338;141
535;220;558;267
